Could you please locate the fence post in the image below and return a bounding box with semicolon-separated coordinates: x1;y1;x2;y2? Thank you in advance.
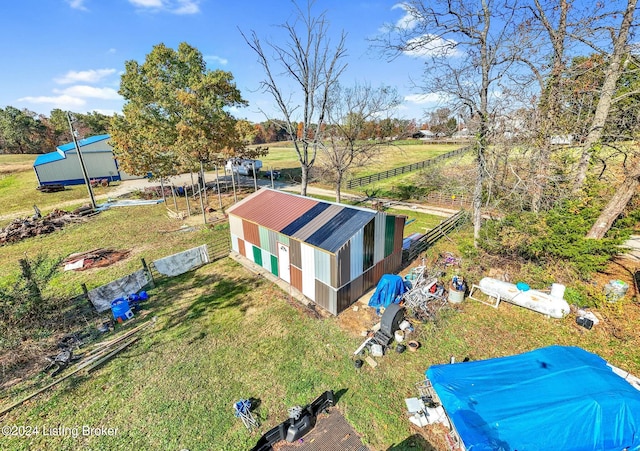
81;283;92;309
141;258;155;288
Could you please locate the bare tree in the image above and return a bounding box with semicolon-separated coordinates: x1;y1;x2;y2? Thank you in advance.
320;83;402;202
573;0;638;192
379;0;517;245
241;0;347;196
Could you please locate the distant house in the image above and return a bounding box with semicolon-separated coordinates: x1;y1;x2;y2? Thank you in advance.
412;129;435;140
33;134;140;186
227;188;406;315
453;128;472;139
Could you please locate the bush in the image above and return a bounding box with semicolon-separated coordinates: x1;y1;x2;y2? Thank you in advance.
479;200;629;278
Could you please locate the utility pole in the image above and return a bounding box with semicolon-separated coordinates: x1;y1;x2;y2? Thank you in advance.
66;112;97;209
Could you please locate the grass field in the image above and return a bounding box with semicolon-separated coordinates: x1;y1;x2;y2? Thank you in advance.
2;147;640;450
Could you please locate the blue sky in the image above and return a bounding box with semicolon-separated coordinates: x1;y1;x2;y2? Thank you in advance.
0;0;437;123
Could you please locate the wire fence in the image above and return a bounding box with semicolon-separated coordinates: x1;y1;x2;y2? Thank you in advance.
402;210;470;264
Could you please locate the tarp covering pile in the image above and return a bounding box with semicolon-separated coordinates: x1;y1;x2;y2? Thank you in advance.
368;274;406;309
152;245;209;277
88;269;150;313
426;345;640;451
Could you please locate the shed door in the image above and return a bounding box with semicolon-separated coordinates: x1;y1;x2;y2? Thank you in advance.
278;243;290;283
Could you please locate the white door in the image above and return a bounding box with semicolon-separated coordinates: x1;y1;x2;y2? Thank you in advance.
278;243;290;283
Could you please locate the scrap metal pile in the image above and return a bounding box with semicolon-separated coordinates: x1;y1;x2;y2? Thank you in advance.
0;209;86;245
402;265;449;322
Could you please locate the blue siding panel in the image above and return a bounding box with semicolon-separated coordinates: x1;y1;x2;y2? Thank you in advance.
280;203;331;236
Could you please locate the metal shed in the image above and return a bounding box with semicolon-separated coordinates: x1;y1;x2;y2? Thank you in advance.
227;188;405;315
33;134;138;186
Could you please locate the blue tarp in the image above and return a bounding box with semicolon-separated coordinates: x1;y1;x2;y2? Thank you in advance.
426;345;640;451
368;274;406;308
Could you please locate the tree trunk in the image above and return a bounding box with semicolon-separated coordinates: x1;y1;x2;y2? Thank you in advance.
335;172;343;203
573;0;637;192
300;164;309;196
586;160;640;239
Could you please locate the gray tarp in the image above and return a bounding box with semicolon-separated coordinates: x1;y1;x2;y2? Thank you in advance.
88;269;151;313
152;245;209;277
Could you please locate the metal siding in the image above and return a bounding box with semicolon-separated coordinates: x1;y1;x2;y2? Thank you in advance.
350;229;364;280
301;243;316;300
229;215;244;239
252;245;262;265
259;226;271;253
384;250;403;274
231;234;239;253
268;230;278;257
362;220;375;270
330;254;338;288
394;216;405;251
384;215;396;257
314;248;331;286
226;189;318;232
261;249;272;273
243;220;260;246
290;205;344;242
373;213;386;264
290;265;303;292
337;243;351;287
289;239;302;268
270;254;278;277
238;238;246;257
337;275;363;313
278;234;289;245
314;280;331;313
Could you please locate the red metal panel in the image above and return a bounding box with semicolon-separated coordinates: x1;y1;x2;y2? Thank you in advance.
290;265;303;292
238;238;246;257
384;249;402;274
227;189;318;232
242;220;260;246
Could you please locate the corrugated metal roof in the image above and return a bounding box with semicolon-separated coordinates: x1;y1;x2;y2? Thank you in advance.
228;188;378;254
57;134;110;152
307;209;376;253
227;189;318;232
33;150;65;167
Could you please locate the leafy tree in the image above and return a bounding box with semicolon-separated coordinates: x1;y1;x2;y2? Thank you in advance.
110;42;248;180
0;107;46;154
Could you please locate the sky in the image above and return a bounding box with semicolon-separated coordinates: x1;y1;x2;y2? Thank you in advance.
0;0;438;124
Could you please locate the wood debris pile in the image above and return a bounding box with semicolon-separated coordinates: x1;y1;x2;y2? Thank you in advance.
63;248;131;271
0;209;85;245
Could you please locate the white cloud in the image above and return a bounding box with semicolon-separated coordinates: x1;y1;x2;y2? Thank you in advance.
404;34;462;58
18;95;86;109
67;0;88;11
107;48;117;54
54;86;121;100
205;55;228;66
55;69;117;85
128;0;200;14
392;3;418;30
405;93;446;104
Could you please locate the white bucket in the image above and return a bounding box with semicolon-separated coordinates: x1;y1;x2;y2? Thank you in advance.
399;320;411;331
550;283;566;299
395;330;405;343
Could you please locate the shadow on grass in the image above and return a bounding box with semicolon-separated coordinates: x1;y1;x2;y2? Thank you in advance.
156;271;252;331
386;434;437;451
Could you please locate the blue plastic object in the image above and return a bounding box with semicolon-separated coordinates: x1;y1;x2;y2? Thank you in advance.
426;346;640;451
368;274;406;308
111;298;133;322
515;281;530;291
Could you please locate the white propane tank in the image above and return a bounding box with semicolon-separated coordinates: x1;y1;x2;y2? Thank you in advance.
478;278;570;319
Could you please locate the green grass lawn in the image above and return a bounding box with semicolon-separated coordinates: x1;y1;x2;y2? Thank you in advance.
2;148;640;450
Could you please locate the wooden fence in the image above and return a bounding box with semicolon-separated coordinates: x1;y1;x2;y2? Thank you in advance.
402;210;470;263
346;146;471;189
